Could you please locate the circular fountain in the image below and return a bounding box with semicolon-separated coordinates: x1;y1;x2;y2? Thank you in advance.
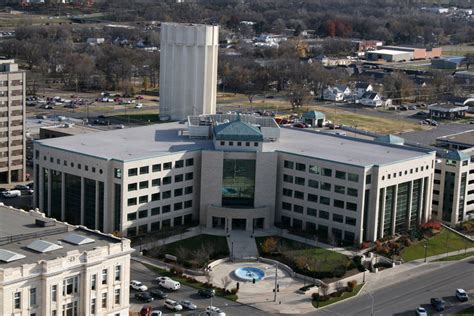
233;267;265;282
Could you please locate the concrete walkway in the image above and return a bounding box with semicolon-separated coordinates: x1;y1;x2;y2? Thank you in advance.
227;231;259;259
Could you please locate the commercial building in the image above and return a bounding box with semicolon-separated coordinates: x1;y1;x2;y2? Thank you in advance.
159;23;219;121
436;130;474;150
428;103;469;120
366;46;442;62
431;56;465;69
0;206;133;316
33;114;436;243
0;59;26;183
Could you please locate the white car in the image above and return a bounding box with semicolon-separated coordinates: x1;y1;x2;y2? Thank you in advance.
164;299;182;311
206;306;226;316
415;307;427;316
130;280;148;292
135;103;143;109
154;276;171;284
456;288;469;302
150;310;162;316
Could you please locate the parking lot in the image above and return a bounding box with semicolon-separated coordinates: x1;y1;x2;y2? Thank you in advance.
130;261;268;316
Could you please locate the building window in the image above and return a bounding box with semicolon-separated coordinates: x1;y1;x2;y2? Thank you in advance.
365;174;372;184
92;167;96;173
185;186;193;194
229;141;233;146
323;168;332;177
139;166;149;174
346;217;356;226
294;190;304;199
127;212;137;221
185;172;193;180
52;284;58;301
151;207;160;216
321;182;331;191
128;183;137;191
163;162;172;170
63;276;79;295
114;168;122;178
254;142;258;147
282;202;292;211
246;142;250;146
282;188;293;197
175;160;184;168
139;195;148;203
335;171;346;180
308;193;318;203
308;179;319;189
139;210;148;218
222;159;256;207
332;214;343;223
91;275;96;290
139;181;148;189
184;200;193;208
162;205;171;213
114;289;120;305
30;288;37;306
309;165;321;174
346;202;357;212
283;174;293;183
295;177;305;186
334;199;345;208
163;176;172;185
220;141;225;146
174;188;183;196
91;298;96;315
101;293;107;308
101;269;107;285
151;221;160;231
335;185;345;194
162;190;171;199
295;163;306;171
127;198;137;206
320;196;330;205
347;188;358;197
151;192;160;201
175;174;183;182
307;207;317;217
174;202;183;211
152;164;161;172
294;204;304;213
319;210;329;219
128;168;138;176
14;292;21;309
237;141;242;146
185;158;194;166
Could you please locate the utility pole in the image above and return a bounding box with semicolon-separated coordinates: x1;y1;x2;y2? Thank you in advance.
273;263;278;302
424;240;429;263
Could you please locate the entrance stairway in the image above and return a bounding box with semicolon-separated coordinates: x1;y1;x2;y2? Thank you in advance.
226;231;259;260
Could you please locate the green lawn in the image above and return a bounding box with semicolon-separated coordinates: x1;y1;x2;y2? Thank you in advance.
143;263;238;301
434;251;474;262
312;284;364;309
401;229;474;262
256;236;350;277
150;234;229;268
455;306;474;315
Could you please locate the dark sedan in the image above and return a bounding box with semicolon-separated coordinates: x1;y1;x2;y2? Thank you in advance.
149;287;168;299
430;297;445;311
135;292;154;303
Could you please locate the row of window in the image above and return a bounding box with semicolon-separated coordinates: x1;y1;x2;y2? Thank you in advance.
127;173;194;191
283;185;358;198
127;214;193;236
282;196;357;211
127;200;193;221
382;165;430;180
219;140;259;147
126;158;194;177
283;160;360;182
91;289;121;314
282;201;357;217
127;187;193;206
281;215;356;241
282;202;357;224
37;153;104;174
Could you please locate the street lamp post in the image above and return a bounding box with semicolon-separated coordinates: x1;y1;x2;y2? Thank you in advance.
231;242;234;260
273;263;278;302
424;241;428;263
368;291;375;316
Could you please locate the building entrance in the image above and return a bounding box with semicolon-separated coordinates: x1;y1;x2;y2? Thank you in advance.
253;218;264;229
212;216;226;229
232;218;246;230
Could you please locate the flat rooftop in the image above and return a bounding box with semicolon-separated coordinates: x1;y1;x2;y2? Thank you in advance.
264;128;432;166
436;130;474;147
40;124;101;136
368;49;412;56
37;122;432;166
0;206;121;268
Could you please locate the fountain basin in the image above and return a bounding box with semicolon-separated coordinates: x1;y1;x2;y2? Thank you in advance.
234;267;265;282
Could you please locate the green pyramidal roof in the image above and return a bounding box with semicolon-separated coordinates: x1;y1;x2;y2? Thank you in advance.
375;134;405;145
213;116;263;142
446;150;470;161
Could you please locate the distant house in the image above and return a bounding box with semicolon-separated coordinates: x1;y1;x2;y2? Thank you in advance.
323;85;351;102
360;92;383;107
355;82;374;99
431;56;465;69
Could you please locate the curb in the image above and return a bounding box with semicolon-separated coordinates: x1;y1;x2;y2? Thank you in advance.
312;282;367;311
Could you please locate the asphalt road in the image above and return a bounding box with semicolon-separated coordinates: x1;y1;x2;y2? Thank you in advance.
130;261;269;316
315;259;474;316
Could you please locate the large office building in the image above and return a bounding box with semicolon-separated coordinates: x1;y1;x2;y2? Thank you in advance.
159;23;219;121
0;206;133;316
0;59;26;183
431;130;474;225
33;114;436;243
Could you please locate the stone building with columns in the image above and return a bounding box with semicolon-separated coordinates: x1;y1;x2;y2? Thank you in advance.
0;206;133;316
33;114;436;243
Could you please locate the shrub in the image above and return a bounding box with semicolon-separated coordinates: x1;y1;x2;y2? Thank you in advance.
347;280;357;292
360;241;370;249
333;265;346;278
230;287;238;294
261;237;279;254
420;220;442;231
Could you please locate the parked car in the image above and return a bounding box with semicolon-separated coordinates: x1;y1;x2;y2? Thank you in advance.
430;297;445;311
149;288;168;299
135;103;143;109
456;289;469;302
130;280;148;292
135;292;154;303
293;122;307;128
15;184;33;195
150;310;162;316
153;276;171;284
415;111;427;116
205;306;226;316
469;121;474;124
415;306;427;316
164;299;183;311
408;105;417;110
198;288;215;298
179;300;197;310
2;190;21;198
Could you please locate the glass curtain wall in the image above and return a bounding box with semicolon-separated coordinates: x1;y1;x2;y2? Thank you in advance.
410;179;422;228
98;181;105;231
383;185;395;236
84;178;96;230
222;159;256;207
442;172;456;222
65;174;81;225
458;173;467;222
50;170;62;220
395;182;410;233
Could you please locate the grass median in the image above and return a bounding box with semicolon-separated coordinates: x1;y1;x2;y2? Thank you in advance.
455;306;474;315
312;284;364;309
433;251;474;262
